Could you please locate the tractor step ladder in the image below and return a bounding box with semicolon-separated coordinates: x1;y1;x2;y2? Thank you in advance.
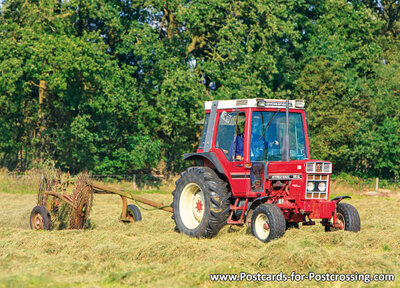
227;198;248;225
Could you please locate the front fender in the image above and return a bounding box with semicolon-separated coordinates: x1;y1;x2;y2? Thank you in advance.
331;196;351;204
247;196;271;212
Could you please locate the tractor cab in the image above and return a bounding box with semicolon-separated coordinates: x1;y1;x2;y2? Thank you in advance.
187;99;317;197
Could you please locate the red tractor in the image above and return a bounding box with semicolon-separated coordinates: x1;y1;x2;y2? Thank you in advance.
171;99;360;242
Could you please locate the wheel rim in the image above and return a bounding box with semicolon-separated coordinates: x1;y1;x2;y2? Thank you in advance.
127;210;135;222
336;212;345;230
254;213;270;240
32;212;44;230
179;183;205;229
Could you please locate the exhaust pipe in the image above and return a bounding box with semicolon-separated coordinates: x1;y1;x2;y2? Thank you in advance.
282;99;290;161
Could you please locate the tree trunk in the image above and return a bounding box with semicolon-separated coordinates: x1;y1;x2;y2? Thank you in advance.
38;79;47;159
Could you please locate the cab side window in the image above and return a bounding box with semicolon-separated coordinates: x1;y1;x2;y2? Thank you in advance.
216;111;245;161
198;113;210;150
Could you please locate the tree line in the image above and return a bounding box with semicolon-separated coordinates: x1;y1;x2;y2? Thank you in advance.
0;0;399;178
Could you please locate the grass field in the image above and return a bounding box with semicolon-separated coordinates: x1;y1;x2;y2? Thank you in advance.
0;179;399;287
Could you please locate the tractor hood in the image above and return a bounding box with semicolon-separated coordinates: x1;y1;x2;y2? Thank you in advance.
267;160;332;179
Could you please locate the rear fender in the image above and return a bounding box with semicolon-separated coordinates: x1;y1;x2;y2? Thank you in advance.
183;152;225;176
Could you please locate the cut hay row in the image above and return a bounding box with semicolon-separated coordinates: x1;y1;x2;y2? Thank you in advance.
0;190;399;287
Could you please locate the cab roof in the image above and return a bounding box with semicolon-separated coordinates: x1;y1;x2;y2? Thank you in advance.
204;99;305;110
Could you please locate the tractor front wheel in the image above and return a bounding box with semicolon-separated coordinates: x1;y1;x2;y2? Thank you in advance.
324;203;360;232
172;167;230;238
30;206;51;230
251;204;286;243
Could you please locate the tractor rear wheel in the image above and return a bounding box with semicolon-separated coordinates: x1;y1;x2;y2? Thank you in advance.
324;203;360;232
251;204;286;243
30;206;51;230
172;167;230;238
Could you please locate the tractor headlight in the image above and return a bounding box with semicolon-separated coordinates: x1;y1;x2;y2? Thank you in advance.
307;182;315;191
318;182;326;192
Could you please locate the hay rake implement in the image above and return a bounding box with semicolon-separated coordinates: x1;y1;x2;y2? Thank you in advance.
30;169;172;230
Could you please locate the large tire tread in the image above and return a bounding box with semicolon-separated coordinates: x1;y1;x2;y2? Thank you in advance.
172;167;230;238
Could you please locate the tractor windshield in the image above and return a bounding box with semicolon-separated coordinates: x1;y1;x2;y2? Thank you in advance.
250;111;307;161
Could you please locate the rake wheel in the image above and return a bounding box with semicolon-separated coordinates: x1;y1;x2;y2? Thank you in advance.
69;173;94;229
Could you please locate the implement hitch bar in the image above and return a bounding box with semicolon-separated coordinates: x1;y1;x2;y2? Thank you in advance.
92;183;173;216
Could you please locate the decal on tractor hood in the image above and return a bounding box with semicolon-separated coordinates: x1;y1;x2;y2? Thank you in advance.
269;174;302;180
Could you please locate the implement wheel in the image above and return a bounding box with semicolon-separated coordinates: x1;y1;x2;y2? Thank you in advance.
30;206;51;230
172;167;230;238
121;204;142;223
69;173;94;229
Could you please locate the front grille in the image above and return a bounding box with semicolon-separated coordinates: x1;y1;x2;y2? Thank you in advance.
306;174;329;199
322;163;331;173
306;162;332;173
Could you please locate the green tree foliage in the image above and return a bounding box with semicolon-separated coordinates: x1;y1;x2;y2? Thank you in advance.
0;0;399;178
294;1;385;174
